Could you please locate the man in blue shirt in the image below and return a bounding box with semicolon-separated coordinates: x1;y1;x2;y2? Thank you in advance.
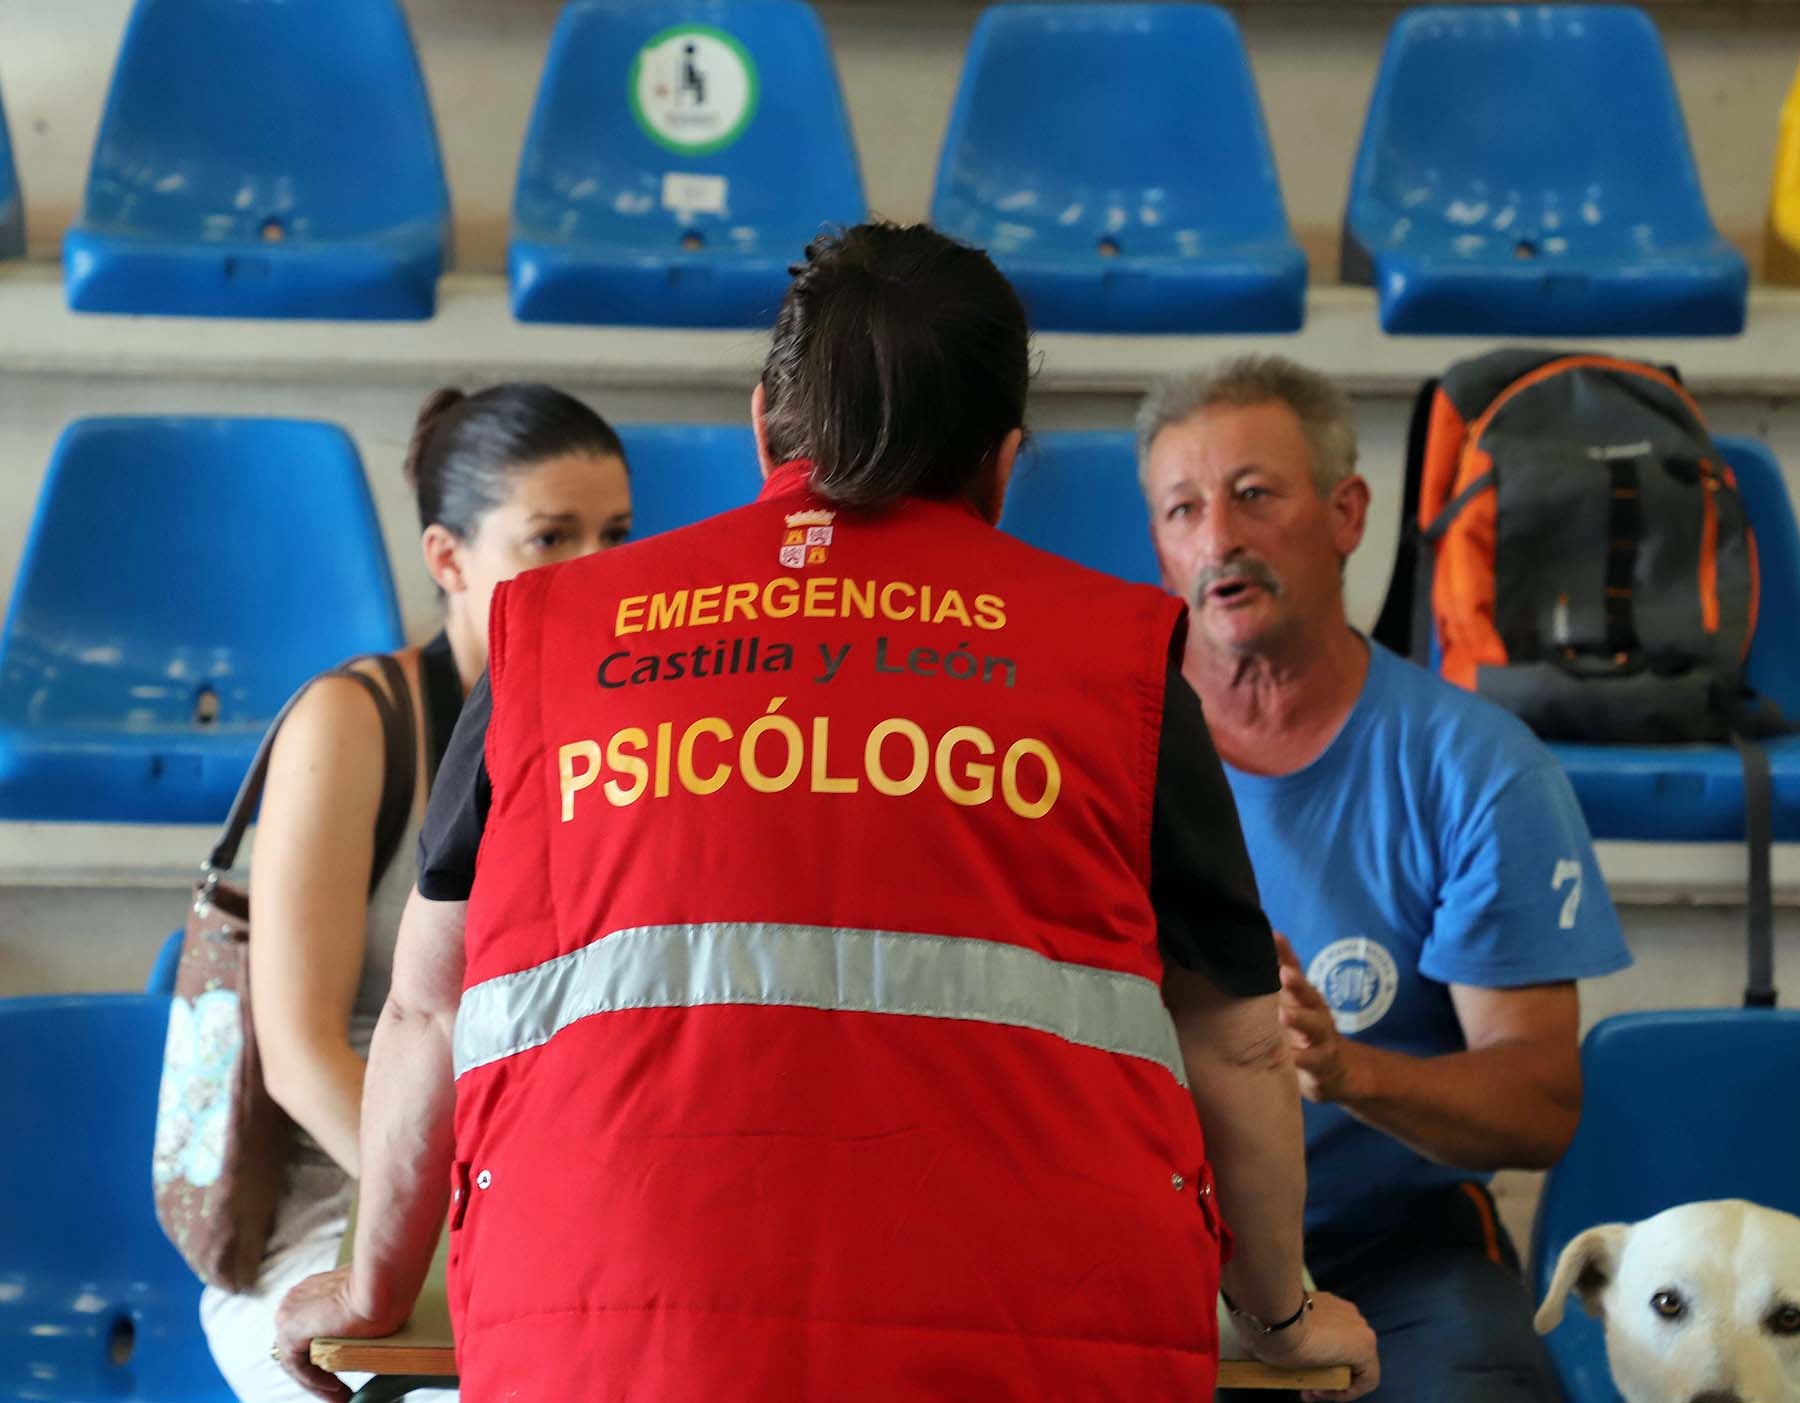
1137;356;1631;1402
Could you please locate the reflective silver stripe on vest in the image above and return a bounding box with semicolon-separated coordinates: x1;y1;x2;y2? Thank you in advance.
454;921;1187;1088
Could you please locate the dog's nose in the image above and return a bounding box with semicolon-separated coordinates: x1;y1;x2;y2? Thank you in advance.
1688;1393;1744;1403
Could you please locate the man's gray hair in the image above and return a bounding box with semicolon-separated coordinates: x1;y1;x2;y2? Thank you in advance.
1134;355;1359;496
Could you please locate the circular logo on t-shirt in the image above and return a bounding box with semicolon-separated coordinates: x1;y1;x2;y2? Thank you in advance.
1307;938;1400;1034
629;25;760;155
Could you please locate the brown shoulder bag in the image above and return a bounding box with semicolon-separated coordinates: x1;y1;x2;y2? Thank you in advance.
151;656;416;1291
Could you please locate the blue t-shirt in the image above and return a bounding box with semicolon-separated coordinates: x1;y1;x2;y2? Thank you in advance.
1221;640;1631;1237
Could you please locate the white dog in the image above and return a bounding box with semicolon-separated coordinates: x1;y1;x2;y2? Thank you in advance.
1535;1199;1800;1403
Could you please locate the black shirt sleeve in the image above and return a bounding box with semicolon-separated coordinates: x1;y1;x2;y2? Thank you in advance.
415;656;1275;986
1152;661;1280;996
416;670;492;902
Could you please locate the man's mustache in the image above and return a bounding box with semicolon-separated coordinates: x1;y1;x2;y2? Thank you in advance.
1190;557;1284;608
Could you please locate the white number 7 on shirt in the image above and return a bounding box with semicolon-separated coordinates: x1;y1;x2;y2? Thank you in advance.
1551;859;1583;930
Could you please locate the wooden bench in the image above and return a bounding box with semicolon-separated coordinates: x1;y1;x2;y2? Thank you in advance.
316;1223;1350;1396
316;1336;1348;1398
316;1316;1350;1397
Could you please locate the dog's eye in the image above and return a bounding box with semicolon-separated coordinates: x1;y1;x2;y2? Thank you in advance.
1652;1290;1686;1321
1768;1304;1800;1336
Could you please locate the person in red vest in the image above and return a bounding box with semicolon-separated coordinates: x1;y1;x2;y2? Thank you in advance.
273;223;1378;1402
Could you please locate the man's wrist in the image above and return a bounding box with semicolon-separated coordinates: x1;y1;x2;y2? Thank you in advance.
1232;1295;1318;1364
1222;1285;1315;1336
1329;1038;1377;1106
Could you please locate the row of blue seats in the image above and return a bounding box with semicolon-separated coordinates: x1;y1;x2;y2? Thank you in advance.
8;989;1800;1402
1;416;1795;845
2;1;1751;335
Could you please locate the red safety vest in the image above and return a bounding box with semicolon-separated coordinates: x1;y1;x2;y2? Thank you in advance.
447;462;1225;1401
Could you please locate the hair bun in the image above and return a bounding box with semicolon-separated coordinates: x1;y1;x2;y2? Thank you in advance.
403;387;467;489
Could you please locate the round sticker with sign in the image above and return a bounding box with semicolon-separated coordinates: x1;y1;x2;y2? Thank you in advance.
629;25;760;156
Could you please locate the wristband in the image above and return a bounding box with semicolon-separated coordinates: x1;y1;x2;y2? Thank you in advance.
1220;1286;1315;1335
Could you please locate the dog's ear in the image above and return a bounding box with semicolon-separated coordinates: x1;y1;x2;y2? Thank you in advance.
1536;1224;1629;1333
1533;1224;1634;1332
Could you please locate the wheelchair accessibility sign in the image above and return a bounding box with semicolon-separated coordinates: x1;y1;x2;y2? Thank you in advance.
630;25;760;156
1307;937;1399;1034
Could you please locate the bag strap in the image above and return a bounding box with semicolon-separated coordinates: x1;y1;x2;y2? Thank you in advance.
1409;529;1437;668
1372;376;1439;659
366;656;417;896
417;630;464;794
1397;465;1500;669
1731;733;1777;1009
1420;468;1497;546
206;655;417;899
1600;456;1646;663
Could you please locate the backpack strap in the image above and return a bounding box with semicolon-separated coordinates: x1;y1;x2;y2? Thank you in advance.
1421;469;1498;544
1600;455;1647;665
1732;733;1777;1008
207;654;417;898
1408;464;1501;667
1372;376;1439;659
417;630;465;794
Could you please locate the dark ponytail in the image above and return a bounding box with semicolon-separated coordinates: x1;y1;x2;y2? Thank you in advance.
760;223;1030;512
403;382;627;536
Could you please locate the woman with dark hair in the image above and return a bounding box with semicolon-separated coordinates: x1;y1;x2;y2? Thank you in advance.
276;225;1377;1402
201;384;631;1402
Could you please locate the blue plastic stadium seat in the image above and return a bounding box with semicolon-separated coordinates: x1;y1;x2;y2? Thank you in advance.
0;85;22;260
616;425;763;537
621;426;1166;577
0;994;234;1401
1343;6;1747;336
1532;1010;1800;1403
1546;438;1800;840
511;0;866;327
932;4;1305;334
64;0;449;320
998;430;1162;585
0;418;404;823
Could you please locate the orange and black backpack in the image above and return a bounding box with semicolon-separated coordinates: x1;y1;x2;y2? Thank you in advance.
1375;348;1783;744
